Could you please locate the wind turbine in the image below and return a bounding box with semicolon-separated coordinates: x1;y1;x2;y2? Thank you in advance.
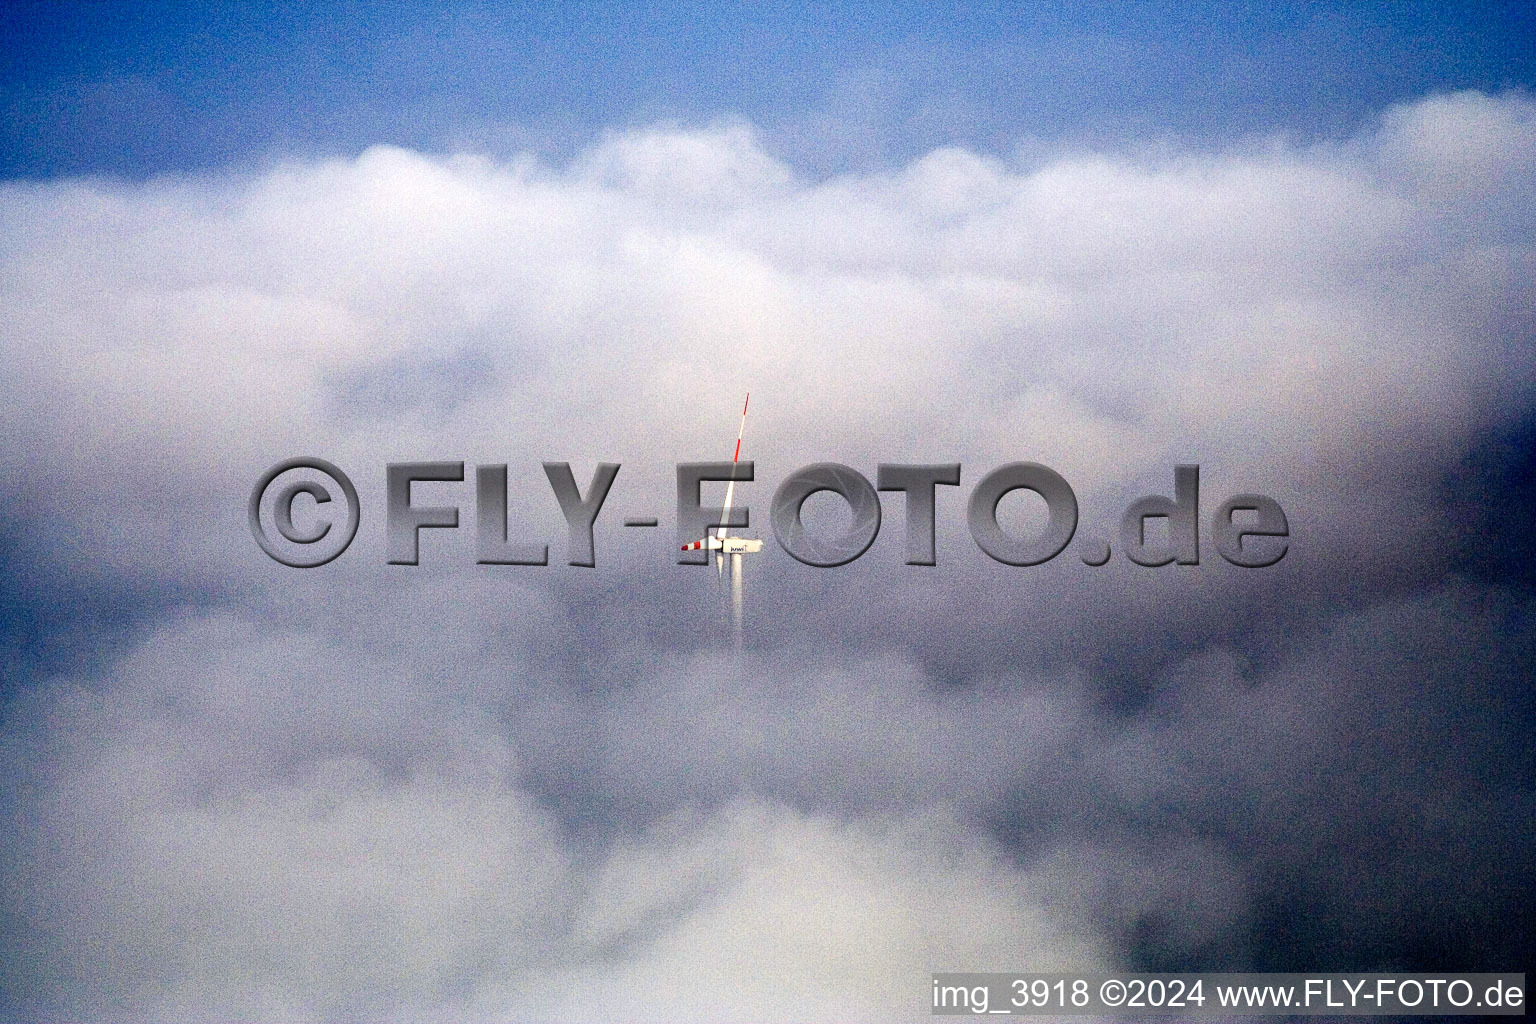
681;392;763;640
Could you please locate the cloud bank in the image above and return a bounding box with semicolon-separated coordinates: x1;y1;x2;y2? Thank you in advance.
0;90;1532;1020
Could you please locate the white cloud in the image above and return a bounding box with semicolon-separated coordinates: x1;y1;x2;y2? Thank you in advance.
2;616;1105;1021
2;91;1528;508
2;90;1533;1018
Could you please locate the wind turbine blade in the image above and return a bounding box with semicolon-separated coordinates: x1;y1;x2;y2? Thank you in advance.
717;392;749;545
730;549;743;640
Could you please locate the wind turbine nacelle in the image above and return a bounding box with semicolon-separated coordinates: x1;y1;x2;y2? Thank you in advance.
681;536;764;553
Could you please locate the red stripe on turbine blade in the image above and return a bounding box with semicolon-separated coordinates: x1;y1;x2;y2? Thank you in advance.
733;439;741;461
743;393;750;416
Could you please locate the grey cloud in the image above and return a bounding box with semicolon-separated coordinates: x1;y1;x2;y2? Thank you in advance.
1;91;1533;1018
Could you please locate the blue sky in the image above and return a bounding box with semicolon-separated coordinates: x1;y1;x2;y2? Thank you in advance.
3;1;1534;177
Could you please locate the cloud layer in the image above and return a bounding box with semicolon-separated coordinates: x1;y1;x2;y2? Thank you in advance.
1;90;1532;1020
